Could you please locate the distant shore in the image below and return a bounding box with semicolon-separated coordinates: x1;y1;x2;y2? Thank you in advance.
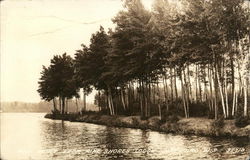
44;113;250;139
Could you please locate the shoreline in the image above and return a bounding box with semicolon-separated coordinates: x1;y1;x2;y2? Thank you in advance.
44;113;250;139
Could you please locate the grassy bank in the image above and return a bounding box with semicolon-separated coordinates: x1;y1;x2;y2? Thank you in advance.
44;113;250;138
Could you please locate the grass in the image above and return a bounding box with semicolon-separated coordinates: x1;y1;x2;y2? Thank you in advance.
44;113;250;138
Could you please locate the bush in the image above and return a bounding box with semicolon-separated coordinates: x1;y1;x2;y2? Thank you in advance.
52;109;60;115
212;116;224;135
207;110;215;119
163;104;180;123
235;112;249;128
131;117;139;126
189;102;209;117
67;113;79;121
160;117;166;124
81;110;99;115
167;114;179;123
169;99;185;117
164;109;180;123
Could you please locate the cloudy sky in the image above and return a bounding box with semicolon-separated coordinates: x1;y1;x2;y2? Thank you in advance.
0;0;153;103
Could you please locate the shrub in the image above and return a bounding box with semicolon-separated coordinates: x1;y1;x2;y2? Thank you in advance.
207;110;215;119
81;110;99;115
131;117;139;126
212;116;224;135
189;102;209;117
140;115;148;120
235;111;249;128
164;106;180;123
169;99;185;117
110;116;123;127
68;113;79;121
52;109;60;115
167;114;179;123
160;117;166;124
148;117;161;129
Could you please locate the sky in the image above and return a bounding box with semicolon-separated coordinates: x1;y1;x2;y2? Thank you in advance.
0;0;154;103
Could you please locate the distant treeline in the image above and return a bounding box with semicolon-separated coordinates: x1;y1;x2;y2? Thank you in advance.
1;102;51;112
38;0;250;120
1;101;98;113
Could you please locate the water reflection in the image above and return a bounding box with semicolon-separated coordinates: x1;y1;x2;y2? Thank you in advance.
207;137;250;160
1;113;250;160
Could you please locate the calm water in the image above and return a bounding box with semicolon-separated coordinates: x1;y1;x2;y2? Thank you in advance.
1;113;249;160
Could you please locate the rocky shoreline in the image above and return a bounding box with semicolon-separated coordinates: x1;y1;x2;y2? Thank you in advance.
44;113;250;138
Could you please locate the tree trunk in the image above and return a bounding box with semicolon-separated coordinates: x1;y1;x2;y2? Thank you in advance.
121;88;126;111
143;80;148;118
98;91;101;112
180;70;188;118
216;64;227;118
230;56;235;100
62;97;65;114
107;94;112;115
66;99;68;114
83;90;86;111
148;80;151;118
213;65;218;120
198;65;202;101
195;65;198;102
59;97;62;114
232;89;236;116
107;86;114;115
203;65;208;102
158;104;162;120
139;79;145;119
243;79;248;117
75;98;79;113
208;64;214;112
235;90;238;113
126;87;129;112
170;68;174;103
224;67;229;118
183;67;190;118
187;65;192;102
110;92;115;115
238;61;243;97
163;75;169;111
52;98;57;111
174;67;178;100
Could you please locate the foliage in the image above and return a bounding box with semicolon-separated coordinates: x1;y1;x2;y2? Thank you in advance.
212;116;225;133
235;110;250;128
189;102;209;117
131;117;140;126
38;53;79;113
38;0;249;119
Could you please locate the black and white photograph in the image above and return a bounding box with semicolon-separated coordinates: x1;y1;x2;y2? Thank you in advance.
0;0;250;159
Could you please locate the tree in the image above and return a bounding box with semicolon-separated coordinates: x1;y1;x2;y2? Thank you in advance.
38;53;79;114
37;66;58;112
111;0;165;118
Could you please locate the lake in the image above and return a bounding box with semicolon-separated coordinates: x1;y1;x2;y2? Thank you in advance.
1;113;249;160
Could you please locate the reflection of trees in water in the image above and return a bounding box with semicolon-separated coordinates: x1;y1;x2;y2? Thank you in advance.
140;130;150;146
41;120;102;158
40;120;73;157
41;120;63;140
208;136;250;149
61;120;65;131
40;123;152;159
201;136;250;159
137;130;150;157
39;120;249;160
101;127;129;159
101;127;150;159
